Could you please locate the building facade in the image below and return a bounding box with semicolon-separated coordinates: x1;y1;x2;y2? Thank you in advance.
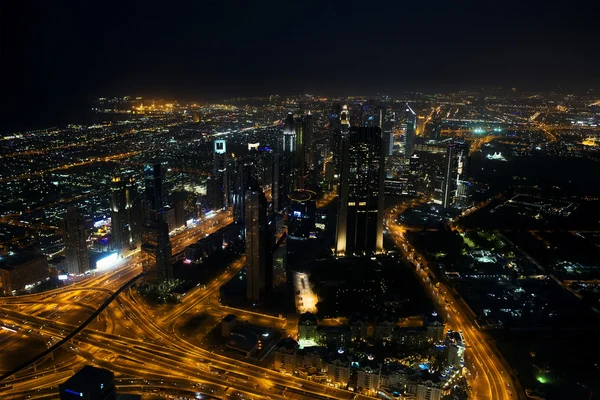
335;127;385;256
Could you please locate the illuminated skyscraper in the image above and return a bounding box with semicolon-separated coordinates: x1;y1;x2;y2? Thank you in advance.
245;185;272;304
110;176;140;257
144;163;164;221
61;206;90;275
404;103;417;157
442;142;470;209
335;127;385;256
340;105;350;131
141;163;172;285
209;139;228;210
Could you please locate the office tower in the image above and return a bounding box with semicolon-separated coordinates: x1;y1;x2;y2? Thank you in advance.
335;127;385;256
416;115;426;136
245;185;272;304
442;142;470;209
230;157;255;223
332;104;350;175
379;107;394;157
340;105;350;131
59;365;116;400
455;143;470;209
287;189;317;240
271;152;290;212
304;112;314;169
294;115;306;188
405;103;417;157
110;176;140;257
211;139;228;210
141;163;172;285
144;163;164;221
191;111;200;123
283;112;295;153
61;206;89;275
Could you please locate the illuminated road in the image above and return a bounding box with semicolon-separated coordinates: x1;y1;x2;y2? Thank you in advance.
0;209;376;400
384;204;523;400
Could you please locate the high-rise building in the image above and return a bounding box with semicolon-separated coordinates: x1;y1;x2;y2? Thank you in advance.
405;104;417;157
141;218;172;284
379;106;394;157
442;142;470;209
141;163;172;285
110;176;140;257
230;157;255;223
283;112;296;153
304;112;314;169
61;206;89;275
335;127;385;256
426;111;442;141
59;365;116;400
245;186;272;304
144;163;164;221
210;139;228;210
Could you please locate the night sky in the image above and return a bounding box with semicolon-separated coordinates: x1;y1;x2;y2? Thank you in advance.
1;0;598;132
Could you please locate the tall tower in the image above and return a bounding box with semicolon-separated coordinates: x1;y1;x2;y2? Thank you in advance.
110;176;139;257
245;185;272;304
144;163;164;221
404;103;417;157
210;139;228;210
304;112;314;169
141;163;172;286
62;206;89;275
443;142;470;209
335;127;385;256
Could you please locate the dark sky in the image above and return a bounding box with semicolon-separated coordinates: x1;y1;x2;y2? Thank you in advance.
1;0;598;132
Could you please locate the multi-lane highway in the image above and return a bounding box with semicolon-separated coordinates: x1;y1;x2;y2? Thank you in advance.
0;209;375;400
384;204;523;400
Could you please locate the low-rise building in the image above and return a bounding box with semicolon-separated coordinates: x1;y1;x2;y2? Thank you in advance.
356;363;382;393
325;351;351;388
273;338;298;374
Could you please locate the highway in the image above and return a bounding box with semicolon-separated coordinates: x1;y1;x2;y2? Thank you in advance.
0;209;376;400
384;203;523;400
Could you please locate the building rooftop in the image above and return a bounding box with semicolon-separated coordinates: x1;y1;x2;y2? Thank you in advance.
0;252;46;271
60;365;114;392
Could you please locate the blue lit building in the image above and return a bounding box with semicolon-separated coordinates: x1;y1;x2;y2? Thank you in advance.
58;365;116;400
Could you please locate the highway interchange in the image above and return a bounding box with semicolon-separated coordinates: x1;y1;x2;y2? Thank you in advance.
0;199;525;399
0;210;373;400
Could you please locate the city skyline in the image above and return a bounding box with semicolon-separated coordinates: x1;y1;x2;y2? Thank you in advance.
1;2;600;398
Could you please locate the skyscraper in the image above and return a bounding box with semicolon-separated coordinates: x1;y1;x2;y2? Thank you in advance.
110;176;140;257
335;127;385;257
442;142;470;209
404;104;417;157
209;139;228;210
304;112;314;170
144;163;164;221
245;185;272;304
141;163;173;285
61;206;89;275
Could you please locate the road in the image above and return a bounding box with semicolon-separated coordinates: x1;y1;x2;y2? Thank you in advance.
384;203;522;400
0;209;376;400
